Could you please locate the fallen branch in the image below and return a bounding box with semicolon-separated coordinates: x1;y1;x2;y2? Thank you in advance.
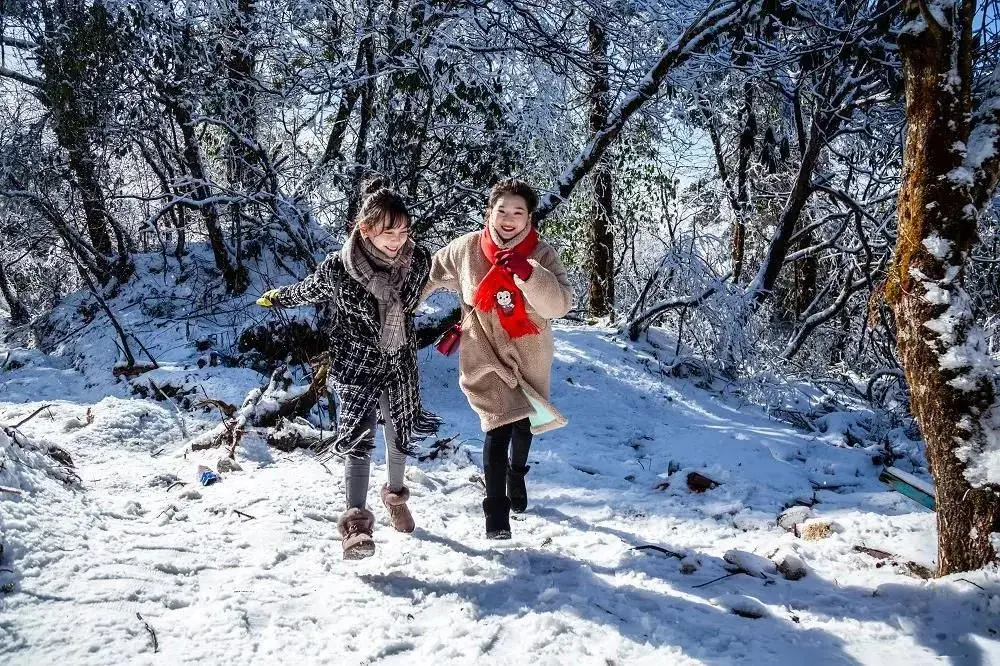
631;544;683;559
418;434;461;462
11;404;53;429
958;578;986;590
194;398;237;419
149;380;189;439
136;612;158;653
692;572;740;589
232;509;256;520
853;545;893;560
853;544;933;578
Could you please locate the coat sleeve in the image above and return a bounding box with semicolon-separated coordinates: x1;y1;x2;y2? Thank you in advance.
407;245;433;312
274;255;341;307
420;241;461;303
516;243;573;319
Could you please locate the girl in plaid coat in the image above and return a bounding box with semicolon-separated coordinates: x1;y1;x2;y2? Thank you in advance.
257;181;438;559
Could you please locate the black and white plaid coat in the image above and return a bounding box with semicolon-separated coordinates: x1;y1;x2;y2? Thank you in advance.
275;245;439;461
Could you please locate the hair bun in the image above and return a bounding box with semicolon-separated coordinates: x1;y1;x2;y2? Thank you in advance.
362;178;385;195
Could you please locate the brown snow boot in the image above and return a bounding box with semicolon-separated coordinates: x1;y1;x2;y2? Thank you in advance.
381;484;415;533
338;507;376;560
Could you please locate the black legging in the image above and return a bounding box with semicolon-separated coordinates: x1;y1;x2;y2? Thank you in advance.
483;417;533;500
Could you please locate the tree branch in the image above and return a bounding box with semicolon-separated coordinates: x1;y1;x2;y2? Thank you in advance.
0;66;43;88
534;0;755;222
0;35;38;51
626;272;732;340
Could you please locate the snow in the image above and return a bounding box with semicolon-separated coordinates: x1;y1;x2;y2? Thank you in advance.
2;318;1000;663
946;165;975;186
921;234;951;261
965;122;999;172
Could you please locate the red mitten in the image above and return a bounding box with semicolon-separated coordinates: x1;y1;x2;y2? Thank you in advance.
496;250;533;281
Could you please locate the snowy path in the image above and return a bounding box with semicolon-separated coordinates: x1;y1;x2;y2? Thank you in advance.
1;327;998;665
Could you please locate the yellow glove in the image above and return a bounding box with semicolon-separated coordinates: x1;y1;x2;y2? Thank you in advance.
256;288;280;307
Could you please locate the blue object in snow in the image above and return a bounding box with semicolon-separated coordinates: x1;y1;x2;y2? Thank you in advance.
198;465;220;486
879;466;935;510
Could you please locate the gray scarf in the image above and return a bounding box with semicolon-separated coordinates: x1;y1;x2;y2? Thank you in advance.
340;227;415;353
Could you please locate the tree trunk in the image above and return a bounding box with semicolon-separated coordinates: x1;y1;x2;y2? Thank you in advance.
793;225;818;317
747;120;823;305
36;2;130;283
173;100;247;293
889;0;1000;575
732;83;754;283
0;256;29;325
64;147;114;259
224;0;257;280
346;33;376;229
587;16;614;318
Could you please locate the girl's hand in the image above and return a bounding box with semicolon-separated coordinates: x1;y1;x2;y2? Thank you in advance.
256;289;280;307
496;250;533;281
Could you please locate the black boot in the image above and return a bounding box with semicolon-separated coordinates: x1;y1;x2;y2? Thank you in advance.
483;497;512;539
507;464;529;513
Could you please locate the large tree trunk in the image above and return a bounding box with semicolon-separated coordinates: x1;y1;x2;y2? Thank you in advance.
63;146;113;259
587;16;614;318
889;0;1000;575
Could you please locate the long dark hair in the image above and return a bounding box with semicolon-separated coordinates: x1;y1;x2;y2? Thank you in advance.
356;178;410;232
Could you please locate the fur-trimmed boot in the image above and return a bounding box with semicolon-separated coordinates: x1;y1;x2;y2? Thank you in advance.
483;497;512;540
381;484;415;533
507;464;530;513
338;507;376;560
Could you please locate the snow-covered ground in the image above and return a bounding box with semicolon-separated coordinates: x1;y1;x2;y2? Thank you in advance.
2;321;999;665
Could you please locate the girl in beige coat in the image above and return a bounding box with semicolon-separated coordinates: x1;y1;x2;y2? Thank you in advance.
423;179;573;538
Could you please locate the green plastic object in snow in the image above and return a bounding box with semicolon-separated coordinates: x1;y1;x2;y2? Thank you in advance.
879;466;935;510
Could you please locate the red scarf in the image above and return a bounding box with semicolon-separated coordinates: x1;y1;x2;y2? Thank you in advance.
474;227;541;339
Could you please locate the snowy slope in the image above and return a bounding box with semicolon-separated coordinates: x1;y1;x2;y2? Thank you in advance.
1;324;999;665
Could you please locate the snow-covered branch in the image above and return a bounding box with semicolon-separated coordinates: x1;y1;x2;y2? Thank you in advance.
962;69;1000;215
0;35;37;52
534;0;755;222
0;66;43;89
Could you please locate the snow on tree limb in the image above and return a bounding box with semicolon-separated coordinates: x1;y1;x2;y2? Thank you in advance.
0;35;37;52
962;67;1000;216
0;66;43;89
533;0;756;223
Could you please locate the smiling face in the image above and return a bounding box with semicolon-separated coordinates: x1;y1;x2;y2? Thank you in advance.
361;212;410;258
489;194;530;241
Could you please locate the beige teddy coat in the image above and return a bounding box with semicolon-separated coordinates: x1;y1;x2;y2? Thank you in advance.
423;230;573;434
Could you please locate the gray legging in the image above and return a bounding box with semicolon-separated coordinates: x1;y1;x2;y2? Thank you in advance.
344;390;406;509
